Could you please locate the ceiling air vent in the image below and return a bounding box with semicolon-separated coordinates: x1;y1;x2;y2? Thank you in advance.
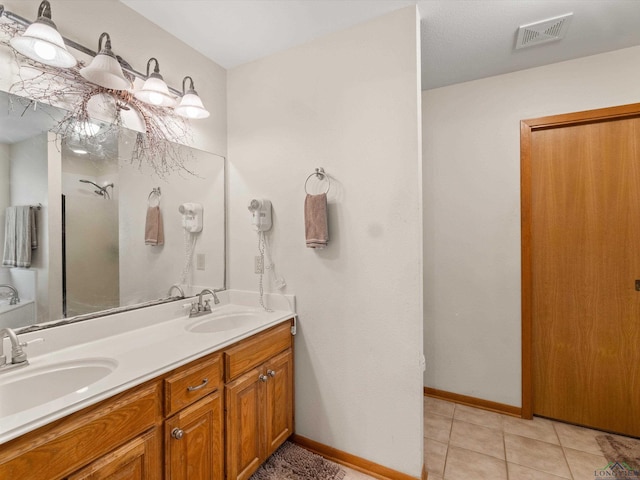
516;13;573;49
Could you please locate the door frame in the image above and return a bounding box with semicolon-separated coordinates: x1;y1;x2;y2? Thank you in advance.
520;102;640;419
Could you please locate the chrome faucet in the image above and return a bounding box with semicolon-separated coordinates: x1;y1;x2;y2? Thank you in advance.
189;288;221;317
167;284;185;298
0;284;20;305
0;328;27;369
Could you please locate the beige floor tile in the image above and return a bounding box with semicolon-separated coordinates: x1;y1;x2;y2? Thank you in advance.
424;396;455;419
425;413;453;443
443;446;507;480
553;421;605;455
564;447;610;479
507;462;569;480
453;404;504;430
341;465;377;479
421;401;640;480
504;433;571;478
503;415;559;444
449;420;505;460
425;438;448;476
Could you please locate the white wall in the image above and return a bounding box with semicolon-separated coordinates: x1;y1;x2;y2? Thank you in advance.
10;134;48;322
228;7;423;476
46;134;63;321
0;143;9;284
423;45;640;407
118;142;226;304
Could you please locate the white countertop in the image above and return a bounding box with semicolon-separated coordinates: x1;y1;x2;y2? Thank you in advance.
0;290;296;445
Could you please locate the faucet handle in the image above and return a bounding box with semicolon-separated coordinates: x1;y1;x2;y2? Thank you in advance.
12;337;43;364
19;337;44;348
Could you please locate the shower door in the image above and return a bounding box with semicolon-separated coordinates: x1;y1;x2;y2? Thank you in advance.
64;193;119;317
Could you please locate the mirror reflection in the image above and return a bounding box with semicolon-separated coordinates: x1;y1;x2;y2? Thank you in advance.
0;90;225;330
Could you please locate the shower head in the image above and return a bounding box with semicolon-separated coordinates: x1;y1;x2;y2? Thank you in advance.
79;179;114;199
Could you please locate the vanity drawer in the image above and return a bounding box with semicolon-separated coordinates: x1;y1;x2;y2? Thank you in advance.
165;352;222;416
224;321;293;381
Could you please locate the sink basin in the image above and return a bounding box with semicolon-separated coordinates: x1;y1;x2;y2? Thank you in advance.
187;312;263;333
0;358;117;417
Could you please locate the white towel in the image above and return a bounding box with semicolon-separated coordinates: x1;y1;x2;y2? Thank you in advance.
2;206;35;268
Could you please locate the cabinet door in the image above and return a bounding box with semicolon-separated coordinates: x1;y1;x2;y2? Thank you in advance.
66;429;161;480
225;367;264;480
166;391;223;480
264;348;294;456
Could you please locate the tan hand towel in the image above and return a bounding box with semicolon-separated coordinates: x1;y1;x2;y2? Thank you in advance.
304;193;328;249
145;206;164;246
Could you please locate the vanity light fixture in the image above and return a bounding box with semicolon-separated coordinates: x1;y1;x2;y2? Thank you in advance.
80;32;130;91
9;0;76;68
134;58;176;107
175;76;210;119
0;3;213;177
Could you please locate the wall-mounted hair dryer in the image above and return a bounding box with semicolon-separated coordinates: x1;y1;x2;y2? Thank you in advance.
179;202;203;233
248;199;272;232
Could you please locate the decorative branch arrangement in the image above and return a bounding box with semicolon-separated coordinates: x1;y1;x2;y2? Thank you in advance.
0;20;195;177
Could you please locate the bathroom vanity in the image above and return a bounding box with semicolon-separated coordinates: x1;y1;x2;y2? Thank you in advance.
0;298;295;480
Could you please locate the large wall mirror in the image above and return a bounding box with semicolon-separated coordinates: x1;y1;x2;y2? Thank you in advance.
0;89;225;331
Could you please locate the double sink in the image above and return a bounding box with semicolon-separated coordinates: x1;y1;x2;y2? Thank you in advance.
0;301;293;444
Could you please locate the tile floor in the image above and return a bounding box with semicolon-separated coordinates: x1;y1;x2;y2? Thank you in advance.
424;396;634;480
341;465;379;479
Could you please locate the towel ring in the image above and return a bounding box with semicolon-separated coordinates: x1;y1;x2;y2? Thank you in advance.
304;168;331;195
148;187;161;207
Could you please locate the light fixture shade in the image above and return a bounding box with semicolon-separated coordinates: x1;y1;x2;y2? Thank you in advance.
80;54;129;90
134;58;176;107
10;1;76;68
134;74;176;107
175;91;210;119
80;33;130;90
175;77;209;119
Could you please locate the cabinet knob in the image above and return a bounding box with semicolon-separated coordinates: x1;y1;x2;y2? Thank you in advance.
259;374;268;382
267;369;276;377
171;428;184;440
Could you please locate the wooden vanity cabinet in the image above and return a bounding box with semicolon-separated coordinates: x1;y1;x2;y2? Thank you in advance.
0;381;163;480
224;322;294;480
164;353;223;480
66;428;161;480
0;319;294;480
264;349;294;454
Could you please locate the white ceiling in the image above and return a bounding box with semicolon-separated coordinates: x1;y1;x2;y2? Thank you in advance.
121;0;640;90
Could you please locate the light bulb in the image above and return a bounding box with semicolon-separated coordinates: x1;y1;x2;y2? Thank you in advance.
183;107;198;117
148;92;164;106
33;40;56;60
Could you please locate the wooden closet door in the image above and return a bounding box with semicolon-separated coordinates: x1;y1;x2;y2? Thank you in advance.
529;113;640;436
